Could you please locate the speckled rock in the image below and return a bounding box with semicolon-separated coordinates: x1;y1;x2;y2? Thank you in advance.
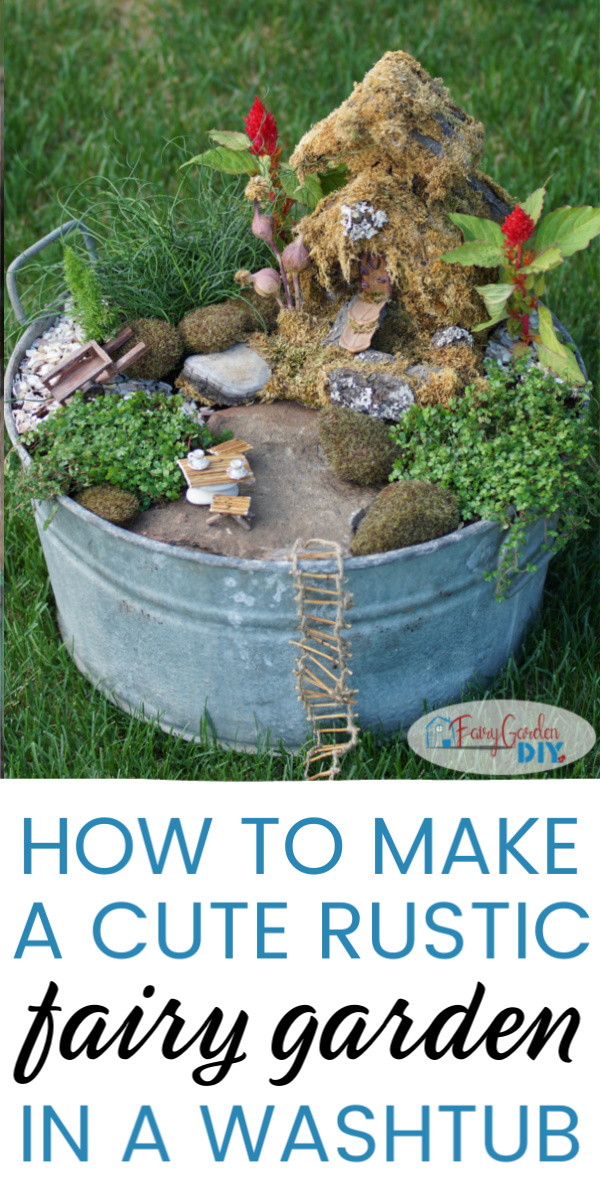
181;342;271;405
355;349;395;363
327;367;416;421
431;326;474;349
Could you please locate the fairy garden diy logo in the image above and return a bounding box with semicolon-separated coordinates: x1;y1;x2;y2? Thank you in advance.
408;701;595;774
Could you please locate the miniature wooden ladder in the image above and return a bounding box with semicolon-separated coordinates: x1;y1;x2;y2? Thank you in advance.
290;539;359;780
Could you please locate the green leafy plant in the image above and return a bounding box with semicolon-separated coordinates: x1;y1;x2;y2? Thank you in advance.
63;245;120;342
389;362;593;597
13;391;227;511
439;187;600;385
182;95;347;243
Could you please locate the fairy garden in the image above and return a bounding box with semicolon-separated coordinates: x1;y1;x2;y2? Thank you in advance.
8;50;598;591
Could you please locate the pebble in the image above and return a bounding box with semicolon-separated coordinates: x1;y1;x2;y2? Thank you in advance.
11;313;85;435
10;314;179;437
484;311;544;377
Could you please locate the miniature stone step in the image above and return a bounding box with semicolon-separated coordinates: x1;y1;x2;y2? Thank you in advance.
181;342;271;406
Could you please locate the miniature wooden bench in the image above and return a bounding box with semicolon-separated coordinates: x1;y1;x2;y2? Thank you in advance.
39;327;146;404
206;494;253;529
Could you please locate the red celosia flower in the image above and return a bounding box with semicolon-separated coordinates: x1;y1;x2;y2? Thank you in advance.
502;205;535;246
244;96;279;157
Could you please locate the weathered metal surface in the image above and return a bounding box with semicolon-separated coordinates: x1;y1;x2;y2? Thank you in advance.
22;485;554;749
5;235;586;750
4;312;554;748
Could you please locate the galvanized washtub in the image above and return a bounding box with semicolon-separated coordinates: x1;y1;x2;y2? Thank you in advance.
5;224;586;749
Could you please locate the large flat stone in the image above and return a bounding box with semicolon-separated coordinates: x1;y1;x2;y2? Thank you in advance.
328;367;416;421
129;401;381;560
181;342;270;405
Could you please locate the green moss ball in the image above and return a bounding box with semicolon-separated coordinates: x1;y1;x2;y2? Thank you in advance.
74;484;140;527
121;318;184;379
318;407;396;485
351;478;461;556
178;301;252;355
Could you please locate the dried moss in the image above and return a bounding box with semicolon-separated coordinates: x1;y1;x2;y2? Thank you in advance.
318;408;396;485
291;51;485;183
351;478;460;556
285;49;514;375
250;327;345;408
429;341;483;378
413;367;462;407
174;375;213;405
250;305;421;408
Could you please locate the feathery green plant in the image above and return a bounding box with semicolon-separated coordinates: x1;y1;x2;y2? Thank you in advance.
63;244;120;342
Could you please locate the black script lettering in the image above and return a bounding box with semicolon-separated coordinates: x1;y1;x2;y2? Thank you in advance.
268;984;580;1082
15;982;248;1085
13;981;62;1084
270;1006;318;1085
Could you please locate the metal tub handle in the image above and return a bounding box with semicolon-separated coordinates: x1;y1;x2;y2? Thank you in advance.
6;220;98;326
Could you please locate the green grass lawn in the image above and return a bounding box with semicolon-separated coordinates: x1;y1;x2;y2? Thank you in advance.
4;0;599;779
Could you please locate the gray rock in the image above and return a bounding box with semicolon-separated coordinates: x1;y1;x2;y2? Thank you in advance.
322;299;354;347
430;326;474;349
182;342;271;406
406;363;444;382
328;368;415;422
349;507;367;532
355;349;395;363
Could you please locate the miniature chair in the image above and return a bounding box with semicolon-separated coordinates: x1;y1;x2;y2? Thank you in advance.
206;494;253;530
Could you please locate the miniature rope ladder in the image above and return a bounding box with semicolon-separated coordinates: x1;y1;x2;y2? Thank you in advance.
290;539;359;780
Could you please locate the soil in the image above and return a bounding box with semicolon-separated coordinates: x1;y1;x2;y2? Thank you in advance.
129;401;381;559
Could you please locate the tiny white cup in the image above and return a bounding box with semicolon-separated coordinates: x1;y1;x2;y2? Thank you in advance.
227;458;249;480
188;450;210;471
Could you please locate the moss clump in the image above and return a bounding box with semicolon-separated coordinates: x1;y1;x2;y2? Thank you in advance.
120;318;184;379
179;301;249;354
287;50;515;367
178;293;279;355
351;478;460;556
318;408;396;485
74;484;140;527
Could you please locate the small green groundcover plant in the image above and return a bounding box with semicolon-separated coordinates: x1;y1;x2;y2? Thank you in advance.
389;362;593;597
12;391;228;511
439;185;600;385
